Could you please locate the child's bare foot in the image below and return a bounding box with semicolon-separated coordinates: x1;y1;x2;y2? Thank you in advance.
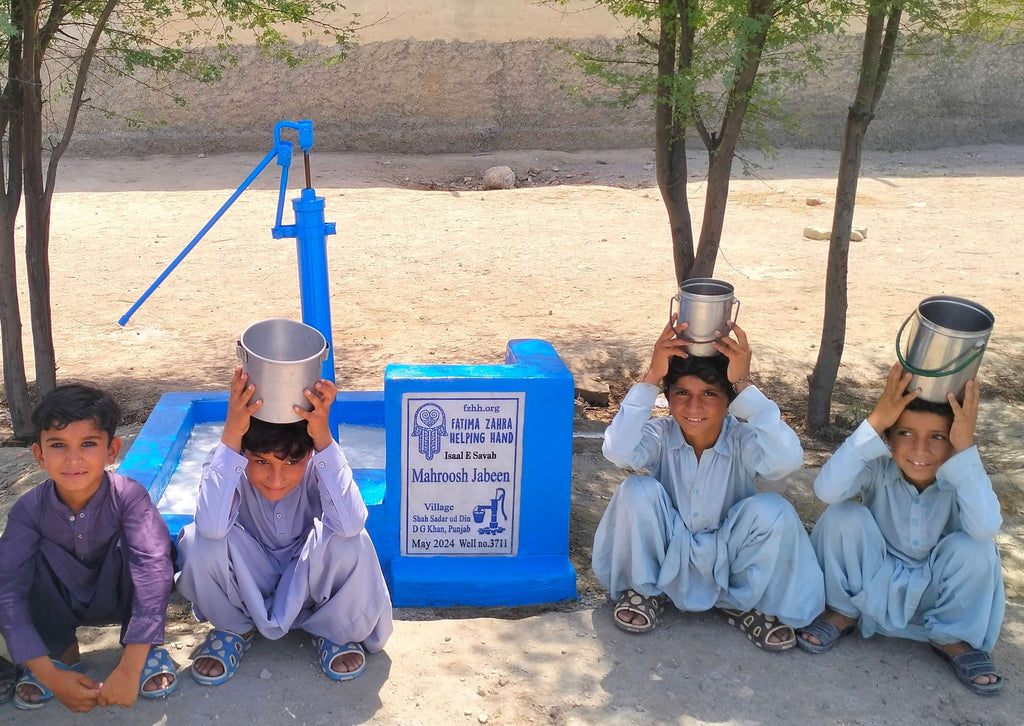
191;656;223;680
612;590;665;633
141;673;174;693
328;649;364;675
192;629;255;680
314;639;366;681
765;627;795;646
616;610;651;628
799;610;857;648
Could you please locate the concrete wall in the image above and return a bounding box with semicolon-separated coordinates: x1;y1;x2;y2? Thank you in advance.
64;2;1024;154
343;0;626;42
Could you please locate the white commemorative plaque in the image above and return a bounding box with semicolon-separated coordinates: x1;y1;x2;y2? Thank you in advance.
400;392;524;556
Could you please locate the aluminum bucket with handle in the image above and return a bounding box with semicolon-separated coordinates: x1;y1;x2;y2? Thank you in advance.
237;319;330;423
895;296;993;403
669;278;741;357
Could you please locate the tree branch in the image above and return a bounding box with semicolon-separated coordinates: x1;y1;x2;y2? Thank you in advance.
45;0;119;196
871;3;903;110
637;31;658;50
716;0;772;156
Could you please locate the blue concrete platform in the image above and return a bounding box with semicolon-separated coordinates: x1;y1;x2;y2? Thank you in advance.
118;339;577;607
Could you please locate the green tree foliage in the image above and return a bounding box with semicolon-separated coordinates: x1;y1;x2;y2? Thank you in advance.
558;0;838;285
0;0;355;439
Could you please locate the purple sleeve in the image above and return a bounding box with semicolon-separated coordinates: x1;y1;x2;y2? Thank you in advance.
0;492;50;664
115;477;173;646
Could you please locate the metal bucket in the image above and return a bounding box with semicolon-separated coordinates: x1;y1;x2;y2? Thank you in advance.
669;278;741;357
236;319;330;423
895;296;994;403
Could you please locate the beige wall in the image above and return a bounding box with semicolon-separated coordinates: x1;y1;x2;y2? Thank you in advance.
347;0;626;42
63;4;1024;155
154;1;627;47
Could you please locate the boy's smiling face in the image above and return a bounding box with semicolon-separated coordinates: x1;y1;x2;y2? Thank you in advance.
667;374;729;445
887;409;954;490
32;418;121;510
243;450;312;501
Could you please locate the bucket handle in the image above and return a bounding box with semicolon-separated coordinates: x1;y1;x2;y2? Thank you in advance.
667;295;742;345
235;340;329;365
894;311;987;378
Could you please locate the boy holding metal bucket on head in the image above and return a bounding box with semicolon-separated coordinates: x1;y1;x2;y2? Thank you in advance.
591;297;824;650
797;364;1004;695
175;352;393;685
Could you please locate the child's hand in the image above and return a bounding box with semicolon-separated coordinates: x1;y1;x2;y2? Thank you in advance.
867;363;919;436
97;642;149;708
96;663;140;708
295;378;337;452
712;321;752;389
642;316;693;385
222;366;262;453
948;378;979;452
27;660;101;713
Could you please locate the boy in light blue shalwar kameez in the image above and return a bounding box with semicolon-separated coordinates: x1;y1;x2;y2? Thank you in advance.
798;364;1004;696
176;367;392;687
592;319;824;650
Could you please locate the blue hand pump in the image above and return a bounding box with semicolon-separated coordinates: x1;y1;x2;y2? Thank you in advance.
118;121;340;432
118;120;338;386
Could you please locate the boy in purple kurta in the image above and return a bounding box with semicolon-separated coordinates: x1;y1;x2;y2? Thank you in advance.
0;385;177;712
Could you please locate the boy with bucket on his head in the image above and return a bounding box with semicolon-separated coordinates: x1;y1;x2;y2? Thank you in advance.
797;364;1004;695
591;314;824;650
0;384;178;711
175;362;393;684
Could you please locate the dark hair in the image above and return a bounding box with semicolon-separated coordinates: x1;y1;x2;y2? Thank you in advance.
31;384;121;444
885;396;955;438
241;418;314;460
663;354;737;401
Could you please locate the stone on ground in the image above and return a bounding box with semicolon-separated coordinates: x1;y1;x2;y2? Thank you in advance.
483;166;516;190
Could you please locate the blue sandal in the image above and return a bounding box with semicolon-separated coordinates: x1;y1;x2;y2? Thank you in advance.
931;644;1004;696
12;660;82;711
796;615;856;654
139;647;179;698
313;637;365;681
190;629;254;686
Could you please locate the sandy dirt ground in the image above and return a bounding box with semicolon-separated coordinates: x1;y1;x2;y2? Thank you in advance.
0;144;1023;724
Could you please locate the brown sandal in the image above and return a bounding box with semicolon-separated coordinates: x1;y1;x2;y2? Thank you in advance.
718;607;796;652
613;589;666;634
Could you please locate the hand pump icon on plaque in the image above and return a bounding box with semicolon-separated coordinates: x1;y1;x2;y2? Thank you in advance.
474;488;507;535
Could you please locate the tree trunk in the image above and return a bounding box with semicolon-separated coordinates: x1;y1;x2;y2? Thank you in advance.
666;144;695;286
0;115;30;438
690;0;771;279
806;111;870;430
0;218;32;439
23;194;55;395
20;0;56;396
654;2;696;286
0;16;33;439
691;150;733;278
807;4;900;432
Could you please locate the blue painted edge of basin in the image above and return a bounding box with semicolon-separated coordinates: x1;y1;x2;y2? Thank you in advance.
119;390;387;539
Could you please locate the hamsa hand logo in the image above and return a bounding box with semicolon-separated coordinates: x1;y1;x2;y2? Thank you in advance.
411;403;447;461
